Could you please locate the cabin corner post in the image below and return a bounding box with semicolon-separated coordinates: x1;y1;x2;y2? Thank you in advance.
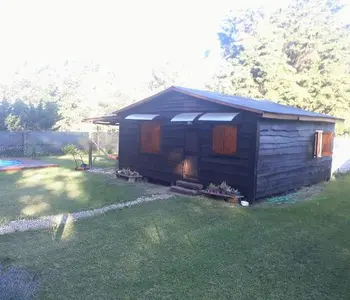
251;119;260;203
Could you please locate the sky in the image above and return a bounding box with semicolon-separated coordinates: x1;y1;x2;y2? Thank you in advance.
0;0;349;94
0;0;278;58
0;0;288;70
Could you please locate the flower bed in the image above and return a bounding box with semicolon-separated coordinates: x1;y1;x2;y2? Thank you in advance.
116;168;143;182
201;182;243;202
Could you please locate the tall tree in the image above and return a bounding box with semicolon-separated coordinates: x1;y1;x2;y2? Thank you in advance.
0;100;61;131
0;99;10;130
215;0;350;134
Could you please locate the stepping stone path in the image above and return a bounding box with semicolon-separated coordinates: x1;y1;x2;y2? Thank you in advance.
0;194;174;235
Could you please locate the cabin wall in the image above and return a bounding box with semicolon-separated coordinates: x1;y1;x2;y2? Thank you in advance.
197;114;258;201
119;120;186;183
256;119;335;199
119;113;259;201
117;91;236;119
118;91;260;201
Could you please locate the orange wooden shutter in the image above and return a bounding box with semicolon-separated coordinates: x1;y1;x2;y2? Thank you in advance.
223;126;237;154
314;131;323;158
152;123;161;153
213;125;237;155
140;122;160;153
213;126;225;154
140;123;150;153
322;132;333;157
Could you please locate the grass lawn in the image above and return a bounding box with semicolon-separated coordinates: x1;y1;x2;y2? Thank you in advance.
0;155;146;225
1;175;350;299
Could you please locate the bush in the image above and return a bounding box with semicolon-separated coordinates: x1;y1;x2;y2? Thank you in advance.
62;144;79;156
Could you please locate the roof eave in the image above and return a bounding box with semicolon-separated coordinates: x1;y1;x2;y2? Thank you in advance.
112;86;176;114
262;112;342;123
82;115;120;125
171;86;263;114
113;86;264;115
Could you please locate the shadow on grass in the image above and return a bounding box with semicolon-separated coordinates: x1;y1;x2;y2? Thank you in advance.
1;191;350;299
0;156;146;225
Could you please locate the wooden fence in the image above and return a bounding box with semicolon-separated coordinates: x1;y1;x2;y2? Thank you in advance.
0;131;118;156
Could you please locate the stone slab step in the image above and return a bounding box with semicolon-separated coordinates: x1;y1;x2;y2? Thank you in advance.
176;180;203;190
170;185;200;195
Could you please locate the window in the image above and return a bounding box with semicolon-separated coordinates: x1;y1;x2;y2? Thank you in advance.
314;131;333;158
212;125;237;155
140;122;161;153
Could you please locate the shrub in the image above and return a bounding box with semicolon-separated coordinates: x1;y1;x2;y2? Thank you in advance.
62;144;79;156
62;144;85;168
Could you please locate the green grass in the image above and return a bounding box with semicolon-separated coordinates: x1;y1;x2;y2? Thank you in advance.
1;176;350;299
40;153;117;169
0;155;145;225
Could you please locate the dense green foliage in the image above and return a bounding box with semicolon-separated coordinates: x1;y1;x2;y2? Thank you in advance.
0;99;61;131
215;0;350;133
1;175;350;299
0;61;133;131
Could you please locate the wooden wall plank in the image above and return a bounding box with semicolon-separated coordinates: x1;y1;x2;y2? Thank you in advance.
256;119;334;199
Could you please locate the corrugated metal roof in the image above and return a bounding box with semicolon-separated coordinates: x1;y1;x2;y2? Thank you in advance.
173;86;339;120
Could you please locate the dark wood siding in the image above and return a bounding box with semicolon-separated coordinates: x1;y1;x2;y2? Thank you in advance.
118;91;238;119
256;119;334;199
197;113;258;201
119;120;186;183
119;113;259;201
118;120;139;170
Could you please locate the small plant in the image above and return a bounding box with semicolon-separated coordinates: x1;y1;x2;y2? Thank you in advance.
117;168;140;177
62;144;88;170
25;144;48;158
204;181;240;196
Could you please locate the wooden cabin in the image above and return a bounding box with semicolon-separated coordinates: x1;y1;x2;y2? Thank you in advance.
89;86;341;202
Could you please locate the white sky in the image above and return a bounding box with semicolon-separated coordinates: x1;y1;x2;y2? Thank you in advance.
0;0;287;68
0;0;349;91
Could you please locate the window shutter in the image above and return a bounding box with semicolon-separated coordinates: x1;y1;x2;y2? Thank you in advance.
140;122;161;153
213;125;237;155
314;131;323;158
213;126;225;154
152;124;161;153
322;132;333;157
140;123;150;153
223;126;237;154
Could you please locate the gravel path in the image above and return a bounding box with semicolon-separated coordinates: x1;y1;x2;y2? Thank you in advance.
0;194;174;235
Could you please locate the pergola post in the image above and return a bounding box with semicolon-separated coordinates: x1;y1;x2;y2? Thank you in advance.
88;131;93;169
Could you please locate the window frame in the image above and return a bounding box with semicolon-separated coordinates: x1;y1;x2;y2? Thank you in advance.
313;130;333;158
139;121;162;155
211;124;238;156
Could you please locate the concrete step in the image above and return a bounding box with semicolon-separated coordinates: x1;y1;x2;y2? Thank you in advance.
176;180;203;190
170;185;200;196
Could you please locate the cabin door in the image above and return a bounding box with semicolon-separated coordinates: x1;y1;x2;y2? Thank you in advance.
183;128;199;181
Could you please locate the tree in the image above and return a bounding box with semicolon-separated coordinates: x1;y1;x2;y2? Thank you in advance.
215;0;350;134
0;100;61;131
0;99;10;130
5;114;22;131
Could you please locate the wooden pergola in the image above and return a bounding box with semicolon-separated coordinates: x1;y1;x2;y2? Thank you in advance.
82;115;120;169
